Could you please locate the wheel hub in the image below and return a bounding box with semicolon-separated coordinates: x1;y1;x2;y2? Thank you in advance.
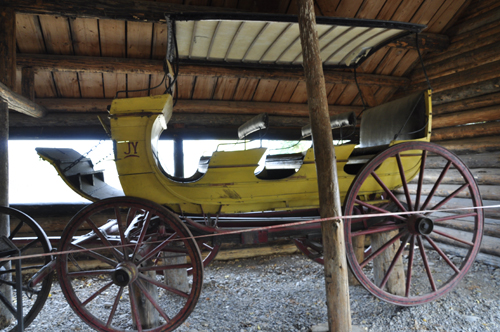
112;261;138;287
407;214;434;235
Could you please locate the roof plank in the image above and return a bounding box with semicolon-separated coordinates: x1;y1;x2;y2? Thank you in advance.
16;13;46;54
4;0;239;23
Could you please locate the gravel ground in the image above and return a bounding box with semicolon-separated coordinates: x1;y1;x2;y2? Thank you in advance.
2;253;499;332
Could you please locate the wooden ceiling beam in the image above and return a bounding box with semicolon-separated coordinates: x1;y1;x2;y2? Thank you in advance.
17;54;408;87
1;0;236;23
36;98;363;117
0;81;46;118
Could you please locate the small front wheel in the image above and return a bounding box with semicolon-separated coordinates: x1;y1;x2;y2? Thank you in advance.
57;197;204;332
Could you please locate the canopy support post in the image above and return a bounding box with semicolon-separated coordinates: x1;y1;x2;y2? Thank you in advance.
296;1;352;331
0;7;15;328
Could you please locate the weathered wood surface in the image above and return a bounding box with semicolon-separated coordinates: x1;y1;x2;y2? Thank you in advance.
431;214;500;238
412;40;500;83
409;168;500;186
402;195;500;219
432;105;500;129
426;152;500;168
2;0;238;23
35;98;362;117
424;242;500;267
432;77;500;105
0;81;47;118
432;122;500;141
21;67;35;101
433;92;500;115
296;0;351;330
17;54;409;87
438;136;500;154
386;33;449;52
395;183;500;200
371;231;405;296
431;225;500;256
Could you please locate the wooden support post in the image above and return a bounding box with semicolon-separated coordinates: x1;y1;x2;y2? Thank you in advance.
21;67;35;101
174;136;184;178
0;7;15;328
296;1;351;331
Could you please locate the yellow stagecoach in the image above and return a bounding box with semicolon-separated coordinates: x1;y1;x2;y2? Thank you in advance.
4;12;484;332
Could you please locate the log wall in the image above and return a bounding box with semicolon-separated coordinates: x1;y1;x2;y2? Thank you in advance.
406;0;500;266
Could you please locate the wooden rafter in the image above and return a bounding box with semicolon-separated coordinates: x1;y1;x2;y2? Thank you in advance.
17;54;409;87
1;0;236;23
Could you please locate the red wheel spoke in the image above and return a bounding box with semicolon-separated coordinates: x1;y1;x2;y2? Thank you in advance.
138;273;190;298
115;206;130;260
82;281;114;306
69;243;118;267
360;231;408;268
67;269;115;278
352;223;405;237
434;212;477;222
432;229;474;247
421;160;452;211
430;183;470;211
131;211;153;261
137;233;177;265
85;217;123;261
139;263;192;273
126;207;140;226
405;235;416;297
106;286;124;328
370;171;408;212
416;236;437;292
396;153;413;211
379;233;411;289
128;283;143;332
134;279;171;323
354;199;406;221
423;235;461;274
415;150;427;211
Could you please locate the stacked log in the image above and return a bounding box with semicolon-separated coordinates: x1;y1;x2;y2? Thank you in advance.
391;0;500;266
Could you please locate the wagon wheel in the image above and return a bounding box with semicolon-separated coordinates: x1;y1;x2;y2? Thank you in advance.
344;142;483;306
293;237;324;264
0;206;53;331
57;197;204;332
192;237;220;272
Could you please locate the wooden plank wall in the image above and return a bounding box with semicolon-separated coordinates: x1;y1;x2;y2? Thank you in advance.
403;0;500;266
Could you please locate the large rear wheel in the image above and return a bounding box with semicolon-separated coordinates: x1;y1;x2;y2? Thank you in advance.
344;142;483;306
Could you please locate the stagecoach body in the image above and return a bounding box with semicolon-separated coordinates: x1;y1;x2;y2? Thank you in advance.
109;91;432;216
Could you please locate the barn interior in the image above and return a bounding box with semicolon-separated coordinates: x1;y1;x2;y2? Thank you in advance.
0;0;499;330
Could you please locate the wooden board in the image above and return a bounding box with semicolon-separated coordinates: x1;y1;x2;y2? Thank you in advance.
34;71;57;97
232;78;259;101
70;17;100;56
192;76;217;99
103;73;126;99
38;15;74;55
99;19;126;57
271;81;300;103
126;73;150;97
16;14;46;53
252;79;279;102
213;77;239;101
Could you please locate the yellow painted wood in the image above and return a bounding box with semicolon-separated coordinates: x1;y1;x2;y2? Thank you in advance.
109;90;432;215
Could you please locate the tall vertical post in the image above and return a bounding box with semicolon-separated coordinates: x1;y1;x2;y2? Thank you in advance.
295;1;351;331
0;7;15;328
